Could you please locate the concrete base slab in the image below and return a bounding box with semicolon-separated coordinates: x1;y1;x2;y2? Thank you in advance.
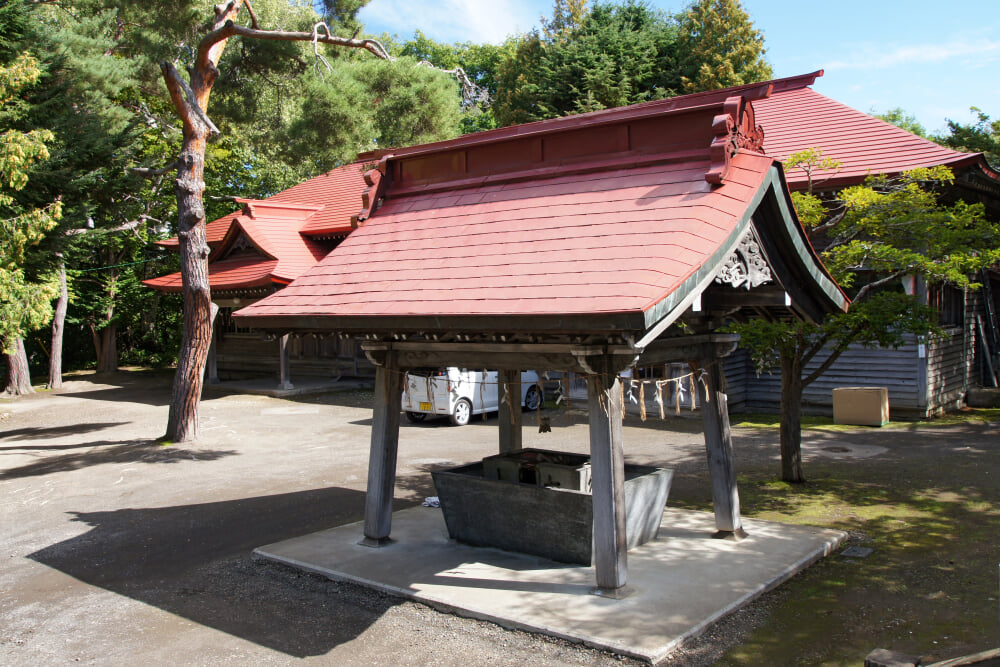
255;507;845;664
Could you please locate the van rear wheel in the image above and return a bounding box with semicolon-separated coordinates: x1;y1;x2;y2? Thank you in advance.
405;411;427;423
449;398;472;426
524;385;541;411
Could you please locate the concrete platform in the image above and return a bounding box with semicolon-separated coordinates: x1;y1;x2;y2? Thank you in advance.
255;506;846;664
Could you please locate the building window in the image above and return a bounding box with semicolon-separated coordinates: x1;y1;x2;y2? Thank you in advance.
928;284;964;327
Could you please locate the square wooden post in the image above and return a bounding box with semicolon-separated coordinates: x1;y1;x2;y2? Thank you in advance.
206;303;220;384
498;369;522;454
278;334;294;390
698;358;745;538
587;363;628;593
362;352;403;546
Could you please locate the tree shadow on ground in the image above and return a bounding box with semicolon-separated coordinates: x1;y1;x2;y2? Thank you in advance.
0;439;237;480
28;483;430;658
0;422;129;443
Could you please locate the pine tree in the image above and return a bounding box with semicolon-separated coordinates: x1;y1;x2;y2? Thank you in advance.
675;0;772;93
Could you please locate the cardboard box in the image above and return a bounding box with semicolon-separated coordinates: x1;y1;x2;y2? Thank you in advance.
833;387;889;426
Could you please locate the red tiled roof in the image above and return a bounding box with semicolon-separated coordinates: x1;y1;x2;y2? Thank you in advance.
270;162;373;237
155;161;370;249
143;256;278;293
236;153;837;325
156;210;239;249
756;79;984;190
211;200;330;284
235;81;849;332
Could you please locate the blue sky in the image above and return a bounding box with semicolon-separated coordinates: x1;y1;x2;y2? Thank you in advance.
357;0;1000;135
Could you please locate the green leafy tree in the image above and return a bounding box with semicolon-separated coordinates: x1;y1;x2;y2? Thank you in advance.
936;107;999;169
0;52;62;395
494;0;680;125
729;162;1000;482
675;0;772;93
875;107;928;138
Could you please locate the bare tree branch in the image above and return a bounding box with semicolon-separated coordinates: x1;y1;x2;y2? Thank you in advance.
243;0;260;29
160;61;220;136
853;269;908;303
130;160;180;178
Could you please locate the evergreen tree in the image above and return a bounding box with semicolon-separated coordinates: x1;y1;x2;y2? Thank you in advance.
936;107;999;169
675;0;772;93
494;0;680;125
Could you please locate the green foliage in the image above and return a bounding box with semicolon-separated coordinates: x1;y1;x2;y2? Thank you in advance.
823;167;999;289
540;0;589;41
875;107;928;138
935;106;1000;169
784;147;842;195
285;57;461;172
789;191;825;229
0;47;61;353
728;166;998;381
675;0;772;93
394;30;517;133
494;0;680;125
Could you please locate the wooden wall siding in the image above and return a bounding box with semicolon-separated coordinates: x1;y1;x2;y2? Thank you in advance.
926;289;977;412
729;340;924;415
722;351;749;410
215;333;373;380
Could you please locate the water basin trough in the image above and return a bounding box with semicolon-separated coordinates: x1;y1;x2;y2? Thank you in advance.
431;448;673;565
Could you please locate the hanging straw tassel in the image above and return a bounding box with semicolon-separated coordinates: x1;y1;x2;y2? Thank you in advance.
655;380;665;420
674;377;681;415
689;373;697;411
639;381;647;421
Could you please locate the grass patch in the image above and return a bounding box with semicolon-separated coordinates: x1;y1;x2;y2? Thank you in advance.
731;407;1000;431
695;444;1000;665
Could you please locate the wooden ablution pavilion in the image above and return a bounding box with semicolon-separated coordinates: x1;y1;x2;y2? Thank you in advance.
235;80;849;594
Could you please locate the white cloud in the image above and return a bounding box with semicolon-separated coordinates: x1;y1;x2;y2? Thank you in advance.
826;38;1000;71
359;0;540;44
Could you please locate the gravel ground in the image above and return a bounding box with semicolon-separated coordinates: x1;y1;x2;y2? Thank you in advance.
3;369;988;665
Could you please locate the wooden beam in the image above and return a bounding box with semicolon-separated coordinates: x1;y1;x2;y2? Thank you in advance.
362;352;403;546
696;358;746;538
277;334;293;390
361;341;638;376
588;362;628;592
498;369;522;454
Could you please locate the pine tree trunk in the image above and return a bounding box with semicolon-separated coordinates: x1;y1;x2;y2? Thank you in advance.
160;0;241;444
47;262;68;389
4;337;35;396
164;140;213;443
779;349;805;483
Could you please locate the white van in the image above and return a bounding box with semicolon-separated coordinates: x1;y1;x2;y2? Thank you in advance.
401;368;543;426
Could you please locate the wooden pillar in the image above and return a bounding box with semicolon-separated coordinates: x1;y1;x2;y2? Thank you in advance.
698;358;745;538
278;334;294;390
587;361;628;593
205;303;220;384
498;369;522;454
362;353;403;546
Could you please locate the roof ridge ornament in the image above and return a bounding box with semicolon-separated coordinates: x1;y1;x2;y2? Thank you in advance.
353;155;392;229
706;95;767;185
